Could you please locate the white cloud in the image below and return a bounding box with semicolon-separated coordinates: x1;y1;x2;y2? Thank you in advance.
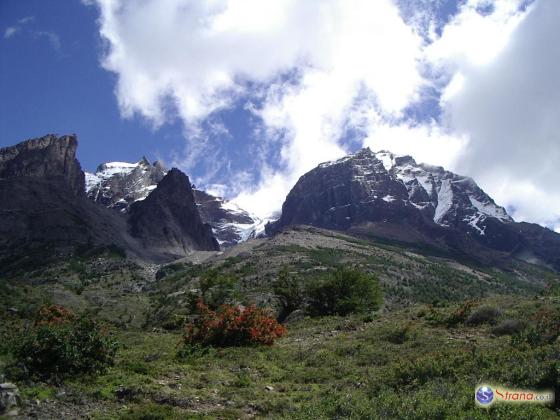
433;0;560;227
362;119;468;170
91;0;425;217
3;16;60;52
4;27;18;39
426;0;528;68
3;16;34;39
89;0;560;229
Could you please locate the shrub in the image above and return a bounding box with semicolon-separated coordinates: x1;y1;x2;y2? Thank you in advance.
512;307;560;347
9;306;117;380
492;319;525;336
183;299;286;347
198;270;238;309
465;306;501;326
444;300;477;327
305;268;382;316
35;304;75;326
381;322;416;344
273;268;305;321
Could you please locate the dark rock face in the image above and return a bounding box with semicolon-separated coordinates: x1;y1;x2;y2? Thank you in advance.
0;135;220;264
0;176;133;256
0;134;85;196
128;168;219;259
0;135;139;259
269;148;560;270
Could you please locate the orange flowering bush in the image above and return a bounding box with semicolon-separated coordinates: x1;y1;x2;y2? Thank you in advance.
183;299;286;347
35;304;75;326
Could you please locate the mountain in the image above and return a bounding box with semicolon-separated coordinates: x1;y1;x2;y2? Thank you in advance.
0;134;85;196
193;189;267;247
0;135;221;264
85;158;166;211
85;160;264;247
0;135;135;259
128;168;219;259
268;148;560;270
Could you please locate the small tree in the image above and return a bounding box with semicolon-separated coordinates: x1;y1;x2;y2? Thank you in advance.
306;268;382;316
273;268;305;321
198;269;238;309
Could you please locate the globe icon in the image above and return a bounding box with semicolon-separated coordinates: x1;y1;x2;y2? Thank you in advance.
476;386;494;405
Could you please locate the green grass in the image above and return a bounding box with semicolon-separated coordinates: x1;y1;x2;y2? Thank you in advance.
3;295;559;418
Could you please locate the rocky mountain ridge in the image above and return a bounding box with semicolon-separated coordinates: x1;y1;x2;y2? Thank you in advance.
85;159;264;247
0;134;85;196
0;135;220;263
268;148;560;270
2;135;559;271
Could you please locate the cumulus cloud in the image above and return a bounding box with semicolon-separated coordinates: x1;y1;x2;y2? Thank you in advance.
91;0;426;217
88;0;559;229
433;0;560;228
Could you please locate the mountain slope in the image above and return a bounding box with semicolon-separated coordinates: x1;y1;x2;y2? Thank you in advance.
128;168;219;260
86;158;166;211
0;135;221;264
86;160;264;247
0;135;142;260
268;148;560;270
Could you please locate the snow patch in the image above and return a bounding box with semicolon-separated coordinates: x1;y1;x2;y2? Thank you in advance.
469;196;510;222
464;213;487;235
382;195;396;202
434;179;453;225
375;151;395;171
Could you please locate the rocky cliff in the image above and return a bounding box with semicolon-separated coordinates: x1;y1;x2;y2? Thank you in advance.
268;148;560;270
128;168;220;259
0;135;220;263
86;158;166;211
0;134;85;195
85;159;264;247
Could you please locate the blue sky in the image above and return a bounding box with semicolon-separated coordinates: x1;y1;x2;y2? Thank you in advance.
0;0;457;173
0;0;185;170
1;0;558;231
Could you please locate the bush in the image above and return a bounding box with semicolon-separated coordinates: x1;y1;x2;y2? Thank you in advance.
492;319;525;336
35;304;75;326
273;268;305;321
381;322;416;344
9;306;117;380
305;268;382;316
443;300;477;327
512;307;560;347
183;299;286;347
465;306;501;326
198;270;238;309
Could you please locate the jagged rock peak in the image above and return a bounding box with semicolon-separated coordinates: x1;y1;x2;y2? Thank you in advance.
270;147;513;238
84;155;265;247
0;133;85;195
128;168;220;258
86;157;167;212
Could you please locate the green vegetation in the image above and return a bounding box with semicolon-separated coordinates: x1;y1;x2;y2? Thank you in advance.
1;229;559;417
1;295;557;418
6;306;117;381
305;268;383;316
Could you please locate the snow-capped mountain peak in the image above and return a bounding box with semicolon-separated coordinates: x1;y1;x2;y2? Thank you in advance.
85;158;265;248
277;147;513;238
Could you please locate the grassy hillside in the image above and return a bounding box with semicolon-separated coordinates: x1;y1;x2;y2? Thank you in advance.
1;226;559;418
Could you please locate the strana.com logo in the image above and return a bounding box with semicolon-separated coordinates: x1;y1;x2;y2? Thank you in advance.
475;384;555;407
